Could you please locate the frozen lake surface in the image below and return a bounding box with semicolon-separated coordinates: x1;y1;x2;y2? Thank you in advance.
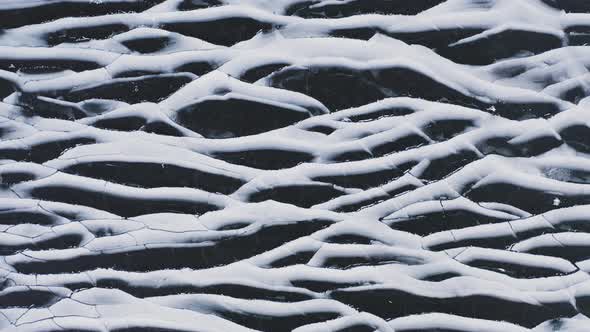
2;0;590;331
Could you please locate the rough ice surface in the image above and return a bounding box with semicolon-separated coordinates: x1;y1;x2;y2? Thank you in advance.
2;0;590;331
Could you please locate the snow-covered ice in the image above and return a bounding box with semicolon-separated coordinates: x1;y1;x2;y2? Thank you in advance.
2;0;590;331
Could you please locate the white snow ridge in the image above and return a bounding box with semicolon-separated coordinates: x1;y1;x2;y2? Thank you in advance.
3;0;590;331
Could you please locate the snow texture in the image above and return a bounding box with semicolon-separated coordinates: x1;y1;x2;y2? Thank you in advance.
2;0;590;331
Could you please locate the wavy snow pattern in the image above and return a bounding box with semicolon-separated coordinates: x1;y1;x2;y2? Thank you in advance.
2;0;590;331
